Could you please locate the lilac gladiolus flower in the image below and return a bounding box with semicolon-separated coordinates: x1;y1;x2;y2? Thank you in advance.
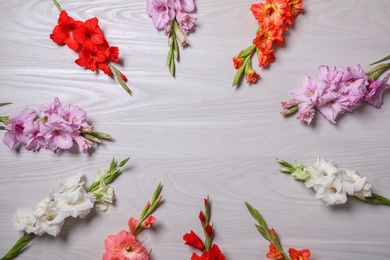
1;97;111;152
147;0;176;30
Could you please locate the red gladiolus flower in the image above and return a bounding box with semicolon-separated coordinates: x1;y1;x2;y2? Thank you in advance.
105;46;120;62
191;244;225;260
74;17;106;46
288;248;311;260
75;41;107;72
266;243;283;259
50;10;83;51
205;224;213;238
199;212;205;224
183;231;205;251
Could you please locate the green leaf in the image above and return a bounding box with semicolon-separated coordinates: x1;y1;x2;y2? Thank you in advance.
0;103;11;107
245;202;268;230
370;54;390;65
118;157;130;168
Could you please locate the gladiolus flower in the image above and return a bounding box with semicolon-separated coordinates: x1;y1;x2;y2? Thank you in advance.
183;230;205;251
191;244;225;260
142;215;156;228
50;10;83;51
288;248;311;260
266;243;283;259
103;230;148;260
246;70;260;84
232;55;244;69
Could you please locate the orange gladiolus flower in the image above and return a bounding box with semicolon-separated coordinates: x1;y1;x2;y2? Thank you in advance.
266;243;284;259
285;0;304;24
246;70;260;84
232;55;244;69
288;248;311;260
250;0;290;26
257;48;275;67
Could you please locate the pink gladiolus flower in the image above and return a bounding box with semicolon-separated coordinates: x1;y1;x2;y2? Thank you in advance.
175;11;196;34
364;73;390;108
40;121;76;151
23;121;45;151
147;0;176;30
39;97;62;117
3;108;37;149
74;136;93;153
171;0;195;13
296;103;316;125
103;230;149;260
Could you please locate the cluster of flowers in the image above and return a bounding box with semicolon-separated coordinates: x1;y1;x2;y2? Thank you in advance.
183;196;225;260
103;183;163;260
276;156;390;206
0;97;111;153
2;158;129;260
50;0;131;94
245;202;311;260
281;64;390;124
146;0;196;76
232;0;303;86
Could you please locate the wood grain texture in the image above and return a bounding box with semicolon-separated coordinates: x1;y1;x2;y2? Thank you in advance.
1;0;390;259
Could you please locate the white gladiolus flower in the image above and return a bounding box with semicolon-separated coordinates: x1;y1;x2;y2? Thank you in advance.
337;169;372;197
56;173;95;218
304;156;338;191
352;182;372;200
33;193;67;236
315;177;347;206
13;208;40;234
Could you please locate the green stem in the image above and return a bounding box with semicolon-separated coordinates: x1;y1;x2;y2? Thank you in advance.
0;233;35;260
52;0;62;11
361;193;390;206
107;63;132;95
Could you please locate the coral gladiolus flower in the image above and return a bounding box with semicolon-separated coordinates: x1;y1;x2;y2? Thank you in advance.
183;230;205;251
288;248;311;260
142;215;156;228
266;243;283;259
50;10;83;51
103;230;148;260
128;217;138;234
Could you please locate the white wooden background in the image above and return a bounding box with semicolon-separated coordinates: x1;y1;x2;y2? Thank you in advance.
1;0;390;259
